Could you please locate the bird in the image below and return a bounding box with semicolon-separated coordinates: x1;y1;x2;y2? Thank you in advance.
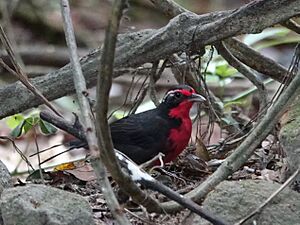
105;84;205;165
40;85;205;165
40;85;228;225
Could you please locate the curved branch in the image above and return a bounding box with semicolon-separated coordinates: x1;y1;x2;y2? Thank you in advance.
95;0;161;214
60;0;131;224
1;0;299;119
216;41;268;111
224;38;288;82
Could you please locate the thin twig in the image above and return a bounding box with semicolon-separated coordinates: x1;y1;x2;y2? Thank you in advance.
129;62;164;114
129;82;149;114
12;141;31;175
0;25;61;117
33;128;44;184
124;208;156;225
149;61;160;106
60;0;130;224
0;24;61;116
40;111;86;141
236;167;300;225
0;136;34;171
60;0;97;156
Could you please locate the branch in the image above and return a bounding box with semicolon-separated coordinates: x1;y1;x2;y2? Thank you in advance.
0;45;88;68
224;38;288;82
94;0;161;214
60;1;130;224
150;0;290;83
281;18;300;34
1;0;299;119
116;152;229;225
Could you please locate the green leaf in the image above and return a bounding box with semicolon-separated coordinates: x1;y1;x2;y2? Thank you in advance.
39;120;57;135
25;116;40;126
23;121;33;134
10;120;25;138
215;64;237;78
6;114;24;129
7;114;41;137
22;116;39;134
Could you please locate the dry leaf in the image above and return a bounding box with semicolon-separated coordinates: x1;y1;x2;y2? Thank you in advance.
66;163;97;182
195;138;210;161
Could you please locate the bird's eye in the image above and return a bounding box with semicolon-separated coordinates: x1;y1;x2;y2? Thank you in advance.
174;92;182;98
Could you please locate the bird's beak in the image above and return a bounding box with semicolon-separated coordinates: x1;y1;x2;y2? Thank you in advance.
188;93;206;102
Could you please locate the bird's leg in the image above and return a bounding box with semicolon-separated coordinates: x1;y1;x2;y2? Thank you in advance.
140;152;165;170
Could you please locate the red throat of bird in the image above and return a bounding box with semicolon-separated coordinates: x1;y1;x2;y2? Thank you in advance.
165;90;196;163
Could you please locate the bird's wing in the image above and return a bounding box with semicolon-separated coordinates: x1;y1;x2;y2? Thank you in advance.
110;112;170;163
110;114;165;146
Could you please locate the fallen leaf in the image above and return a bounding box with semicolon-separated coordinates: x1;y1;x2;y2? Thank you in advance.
66;163;97;182
195;138;210;161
